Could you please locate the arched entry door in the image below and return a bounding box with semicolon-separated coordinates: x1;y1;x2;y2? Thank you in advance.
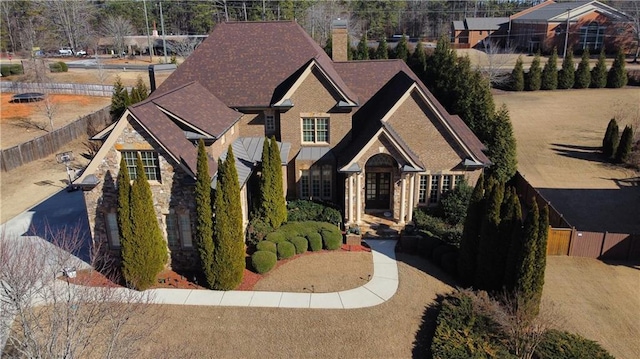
365;154;396;210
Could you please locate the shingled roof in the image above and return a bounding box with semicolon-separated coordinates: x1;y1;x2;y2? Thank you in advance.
156;21;357;108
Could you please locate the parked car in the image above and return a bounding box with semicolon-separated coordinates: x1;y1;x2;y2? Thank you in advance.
75;50;87;57
58;47;73;56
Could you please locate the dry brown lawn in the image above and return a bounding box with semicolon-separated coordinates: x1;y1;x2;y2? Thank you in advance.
495;87;640;233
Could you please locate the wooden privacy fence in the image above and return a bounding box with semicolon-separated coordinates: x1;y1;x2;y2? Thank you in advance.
1;82;115;97
515;171;639;261
0;107;110;172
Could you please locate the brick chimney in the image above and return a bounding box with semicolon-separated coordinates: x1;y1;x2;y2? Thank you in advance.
332;19;348;62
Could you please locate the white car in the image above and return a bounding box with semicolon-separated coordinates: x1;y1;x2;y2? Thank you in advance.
58;47;73;56
76;50;87;56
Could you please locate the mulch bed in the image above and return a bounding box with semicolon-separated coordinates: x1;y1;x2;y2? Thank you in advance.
59;245;373;291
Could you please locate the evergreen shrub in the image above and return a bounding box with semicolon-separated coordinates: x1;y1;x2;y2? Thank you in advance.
266;232;286;244
320;228;342;250
440;251;459;275
287;200;342;224
431;243;456;266
49;61;68;72
0;64;23;76
256;240;277;254
417;236;441;258
307;232;323;252
246;217;274;247
251;251;277;274
289;236;308;254
276;241;296;259
535;330;615;359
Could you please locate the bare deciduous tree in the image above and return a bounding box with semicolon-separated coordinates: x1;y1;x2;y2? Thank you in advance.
0;226;160;358
37;93;58;132
101;15;134;58
42;0;94;52
479;40;518;87
94;54;109;85
171;37;202;60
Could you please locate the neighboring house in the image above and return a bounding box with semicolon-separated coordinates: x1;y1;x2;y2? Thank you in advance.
78;21;490;270
451;17;510;48
451;0;635;53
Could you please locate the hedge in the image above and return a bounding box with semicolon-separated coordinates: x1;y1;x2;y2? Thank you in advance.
256;240;277;254
307;232;323;251
276;241;296;259
251;250;277;274
320;228;342;250
49;61;69;73
290;236;308;254
417;235;441;258
0;64;23;76
287;200;342;224
266;231;286;244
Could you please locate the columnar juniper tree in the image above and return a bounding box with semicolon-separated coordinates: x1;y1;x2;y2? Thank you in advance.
511;56;525;91
602;118;620;158
574;49;591;89
117;157;132;248
515;199;542;313
123;154;167;290
475;177;505;290
213;146;244;290
375;36;389;59
532;204;549;314
607;49;628;88
500;187;524;291
458;172;485;287
541;47;558;90
488;105;518;183
526;52;542;91
195;139;215;288
591;49;607;88
268;136;287;227
558;48;575;89
615;125;634;163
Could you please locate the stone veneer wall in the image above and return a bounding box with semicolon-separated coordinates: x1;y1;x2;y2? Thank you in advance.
84;118;200;272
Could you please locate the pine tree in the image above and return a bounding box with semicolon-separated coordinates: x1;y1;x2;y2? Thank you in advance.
526;52;542;91
110;76;128;120
511;56;525;91
268;137;287;227
424;36;457;96
558;48;575;89
124;154;167;290
602;118;619;158
458;172;485;287
195;139;215;288
356;32;369;60
591;49;607;88
393;35;409;62
574;49;591;89
615;125;634;163
409;41;427;77
541;47;558;90
375;37;388;59
487;105;518;183
607;49;628;88
475;177;505;290
515;199;539;302
213;147;245;290
129;87;141;105
501;187;523;291
116;156;132;248
134;75;149;101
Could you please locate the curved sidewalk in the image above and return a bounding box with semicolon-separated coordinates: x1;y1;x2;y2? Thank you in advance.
145;239;398;309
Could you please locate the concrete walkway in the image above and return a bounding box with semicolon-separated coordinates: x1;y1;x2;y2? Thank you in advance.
145;239;398;309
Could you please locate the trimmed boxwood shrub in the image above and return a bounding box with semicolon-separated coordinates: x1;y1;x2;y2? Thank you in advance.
289;236;308;254
440;251;459;276
320;228;342;250
49;61;69;73
535;329;614;359
265;231;286;244
251;250;277;274
307;232;323;251
287;199;342;224
0;64;23;76
276;241;295;259
246;217;273;247
256;240;277;254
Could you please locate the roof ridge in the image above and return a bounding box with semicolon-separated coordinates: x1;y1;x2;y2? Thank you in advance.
134;81;198;108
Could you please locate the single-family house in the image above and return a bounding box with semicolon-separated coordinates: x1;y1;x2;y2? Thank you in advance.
78;21;490;270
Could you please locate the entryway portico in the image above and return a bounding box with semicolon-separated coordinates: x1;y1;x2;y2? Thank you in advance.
340;123;424;226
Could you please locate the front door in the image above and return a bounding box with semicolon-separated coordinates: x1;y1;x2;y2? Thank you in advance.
366;172;391;209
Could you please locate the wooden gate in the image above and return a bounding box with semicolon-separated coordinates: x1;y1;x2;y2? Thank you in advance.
547;228;572;255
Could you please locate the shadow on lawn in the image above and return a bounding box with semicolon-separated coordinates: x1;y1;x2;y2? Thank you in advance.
550;143;608;163
411;294;447;359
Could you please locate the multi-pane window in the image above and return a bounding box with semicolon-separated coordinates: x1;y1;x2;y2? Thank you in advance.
455;175;464;187
442;175;451;193
418;175;429;203
122;151;161;181
165;212;193;248
105;212;120;248
302;117;329;143
265;115;275;132
300;165;332;199
429;175;440;204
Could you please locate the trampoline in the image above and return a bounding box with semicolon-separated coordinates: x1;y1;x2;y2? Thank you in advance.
10;92;45;103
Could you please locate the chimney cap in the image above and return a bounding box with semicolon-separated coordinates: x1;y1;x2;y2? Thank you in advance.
332;19;347;29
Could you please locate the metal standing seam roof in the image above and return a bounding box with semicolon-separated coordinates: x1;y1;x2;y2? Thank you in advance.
453;21;465;31
296;146;335;162
464;17;509;30
513;1;592;21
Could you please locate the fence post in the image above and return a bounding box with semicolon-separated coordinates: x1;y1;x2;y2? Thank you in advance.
568;227;576;256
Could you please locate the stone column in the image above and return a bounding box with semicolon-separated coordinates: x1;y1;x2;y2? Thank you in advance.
348;174;354;224
408;174;415;223
399;174;406;225
356;172;362;224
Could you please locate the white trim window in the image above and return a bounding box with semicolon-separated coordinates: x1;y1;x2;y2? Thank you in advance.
300;165;332;199
122;150;161;181
105;212;120;248
418;174;466;205
165;212;193;248
302;117;329;143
